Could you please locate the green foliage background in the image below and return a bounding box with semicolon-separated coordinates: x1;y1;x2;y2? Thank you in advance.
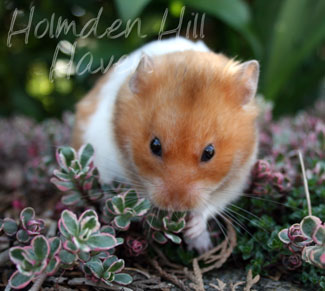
0;0;324;120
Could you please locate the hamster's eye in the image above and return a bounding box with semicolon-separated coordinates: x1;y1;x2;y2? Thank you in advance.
150;137;162;157
201;144;215;162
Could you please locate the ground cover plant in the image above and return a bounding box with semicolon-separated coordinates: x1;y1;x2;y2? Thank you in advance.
0;99;324;290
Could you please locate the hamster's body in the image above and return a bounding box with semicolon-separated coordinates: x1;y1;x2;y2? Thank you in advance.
73;37;260;252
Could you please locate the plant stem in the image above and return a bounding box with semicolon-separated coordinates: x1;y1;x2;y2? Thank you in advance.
0;249;9;266
298;151;312;216
29;273;47;291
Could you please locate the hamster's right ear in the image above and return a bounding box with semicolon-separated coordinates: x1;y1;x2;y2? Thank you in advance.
129;53;154;94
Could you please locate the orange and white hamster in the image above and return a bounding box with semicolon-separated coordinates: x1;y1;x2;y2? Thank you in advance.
72;37;260;253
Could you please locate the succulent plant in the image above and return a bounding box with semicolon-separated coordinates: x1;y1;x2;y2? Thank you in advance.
16;207;45;243
125;235;148;257
146;211;186;244
279;216;325;269
104;190;150;230
84;255;132;286
58;209;123;265
300;216;325;269
51;144;102;206
9;235;61;289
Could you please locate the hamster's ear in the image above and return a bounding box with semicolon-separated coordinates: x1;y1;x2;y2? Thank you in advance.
236;60;259;105
129;53;154;94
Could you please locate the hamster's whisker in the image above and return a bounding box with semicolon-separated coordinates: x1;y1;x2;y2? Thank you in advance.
225;206;268;233
227;202;266;224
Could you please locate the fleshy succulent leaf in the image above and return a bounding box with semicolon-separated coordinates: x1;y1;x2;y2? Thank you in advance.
113;215;131;230
111;196;125;214
114;273;133;285
16;229;30;243
86;259;104;278
59;249;77;265
46;257;60;275
124;190;138;209
108;259;124;273
152;231;167;244
49;237;61;257
61;192;81;205
3;218;18;236
164;232;182;244
61;210;79;237
9;271;32;289
78;143;94;169
32;235;49;261
301;216;322;238
278;228;290;244
313;225;325;245
87;234;118;251
20;207;35;229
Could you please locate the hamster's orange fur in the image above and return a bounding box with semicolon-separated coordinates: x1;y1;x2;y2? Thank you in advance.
113;51;259;211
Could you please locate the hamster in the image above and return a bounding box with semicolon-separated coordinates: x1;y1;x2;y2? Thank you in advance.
72;37;260;253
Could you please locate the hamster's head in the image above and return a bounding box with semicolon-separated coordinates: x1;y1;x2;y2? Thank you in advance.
114;51;259;212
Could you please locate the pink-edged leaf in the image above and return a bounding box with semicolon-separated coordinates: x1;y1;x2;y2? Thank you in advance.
51;178;75;192
53;169;71;181
108;259;124;273
61;192;81;205
9;247;27;265
114;273;133;285
63;240;78;253
312;224;325;245
278;228;290;244
61;210;79;237
31;235;50;261
3;218;18;236
78;143;95;169
46;256;60;275
9;271;32;289
86;233;118;251
58;219;71;238
301;216;322;238
113;215;131;231
49;237;62;257
20;207;35;229
152;231;167;244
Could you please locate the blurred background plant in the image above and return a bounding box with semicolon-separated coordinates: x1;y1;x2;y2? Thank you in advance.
0;0;324;120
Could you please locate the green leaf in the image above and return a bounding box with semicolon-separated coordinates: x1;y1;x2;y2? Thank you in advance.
61;192;81;205
164;232;182;244
146;214;162;230
49;237;61;257
3;218;18;236
152;231;167;244
313;225;325;245
78;251;90;262
32;235;49;260
114;0;151;21
61;210;79;237
87;234;117;251
114;215;131;230
278;228;290;244
79;143;94;168
112;196;125;214
108;259;124;273
86;259;104;278
9;271;32;289
114;273;133;285
80;216;100;240
101;226;116;236
301;216;321;238
46;257;60;275
59;146;77;168
263;0;325;101
59;249;77;265
16;229;30;243
10;247;26;264
20;207;35;228
124;190;138;209
133;199;151;216
103;255;118;269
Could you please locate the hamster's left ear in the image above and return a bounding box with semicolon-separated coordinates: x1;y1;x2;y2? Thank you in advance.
129;53;154;94
236;60;259;105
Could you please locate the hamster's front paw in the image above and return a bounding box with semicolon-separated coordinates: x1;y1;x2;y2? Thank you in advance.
183;214;213;254
184;230;213;254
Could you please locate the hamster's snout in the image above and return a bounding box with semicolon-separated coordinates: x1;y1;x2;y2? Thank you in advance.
146;178;208;211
